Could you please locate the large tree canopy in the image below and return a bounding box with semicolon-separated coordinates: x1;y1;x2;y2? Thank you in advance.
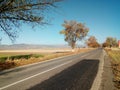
0;0;61;41
60;20;89;49
86;36;100;48
102;37;118;48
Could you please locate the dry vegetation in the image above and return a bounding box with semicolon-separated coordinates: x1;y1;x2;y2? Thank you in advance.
106;48;120;89
0;48;92;71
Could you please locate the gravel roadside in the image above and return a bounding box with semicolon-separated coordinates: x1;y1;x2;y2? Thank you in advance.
99;54;115;90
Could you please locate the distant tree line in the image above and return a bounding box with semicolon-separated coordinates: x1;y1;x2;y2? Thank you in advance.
60;20;119;49
102;37;118;48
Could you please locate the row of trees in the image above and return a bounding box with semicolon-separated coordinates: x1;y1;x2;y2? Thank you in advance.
60;20;100;49
60;20;118;49
102;37;118;48
0;0;118;49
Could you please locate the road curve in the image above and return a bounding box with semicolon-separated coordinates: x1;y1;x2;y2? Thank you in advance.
0;48;104;90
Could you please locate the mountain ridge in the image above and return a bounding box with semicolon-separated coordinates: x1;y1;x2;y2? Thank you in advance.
0;44;70;50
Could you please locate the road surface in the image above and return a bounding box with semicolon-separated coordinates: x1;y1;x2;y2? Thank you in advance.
0;48;104;90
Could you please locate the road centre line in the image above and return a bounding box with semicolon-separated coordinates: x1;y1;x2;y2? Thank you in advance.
0;61;72;90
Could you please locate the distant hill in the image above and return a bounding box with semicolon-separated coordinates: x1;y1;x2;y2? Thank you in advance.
0;44;71;50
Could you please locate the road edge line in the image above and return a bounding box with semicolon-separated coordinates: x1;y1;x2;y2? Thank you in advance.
0;61;72;90
0;49;94;75
90;49;105;90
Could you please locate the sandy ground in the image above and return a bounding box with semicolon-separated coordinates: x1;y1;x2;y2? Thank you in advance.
0;49;72;53
0;48;94;53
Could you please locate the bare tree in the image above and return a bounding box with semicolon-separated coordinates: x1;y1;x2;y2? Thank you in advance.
0;0;61;41
60;20;89;49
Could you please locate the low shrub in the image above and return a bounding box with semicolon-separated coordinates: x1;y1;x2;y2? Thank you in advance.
0;62;16;70
31;54;44;58
0;57;8;62
0;54;44;62
9;55;31;60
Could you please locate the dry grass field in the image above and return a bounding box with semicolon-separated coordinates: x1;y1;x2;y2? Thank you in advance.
0;48;93;71
106;48;120;89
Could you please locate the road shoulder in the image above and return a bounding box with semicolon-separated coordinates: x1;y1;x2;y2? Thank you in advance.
99;54;115;90
90;49;105;90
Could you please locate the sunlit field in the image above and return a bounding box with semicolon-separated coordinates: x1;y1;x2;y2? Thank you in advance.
0;48;93;71
107;49;120;63
106;49;120;89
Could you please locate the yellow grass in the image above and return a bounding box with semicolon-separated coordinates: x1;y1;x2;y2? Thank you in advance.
0;48;93;71
107;49;120;64
106;49;120;89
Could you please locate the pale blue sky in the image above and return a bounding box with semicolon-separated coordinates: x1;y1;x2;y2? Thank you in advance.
1;0;120;45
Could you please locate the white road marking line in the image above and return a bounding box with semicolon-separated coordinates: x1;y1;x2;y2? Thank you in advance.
0;61;72;90
0;52;83;75
0;49;93;75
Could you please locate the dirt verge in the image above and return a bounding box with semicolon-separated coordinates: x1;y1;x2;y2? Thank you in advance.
99;55;115;90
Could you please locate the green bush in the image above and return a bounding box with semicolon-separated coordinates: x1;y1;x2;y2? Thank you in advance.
31;54;44;58
0;54;44;62
0;57;8;62
9;55;31;60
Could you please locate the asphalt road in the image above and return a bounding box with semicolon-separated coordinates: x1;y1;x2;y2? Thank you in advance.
0;48;104;90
